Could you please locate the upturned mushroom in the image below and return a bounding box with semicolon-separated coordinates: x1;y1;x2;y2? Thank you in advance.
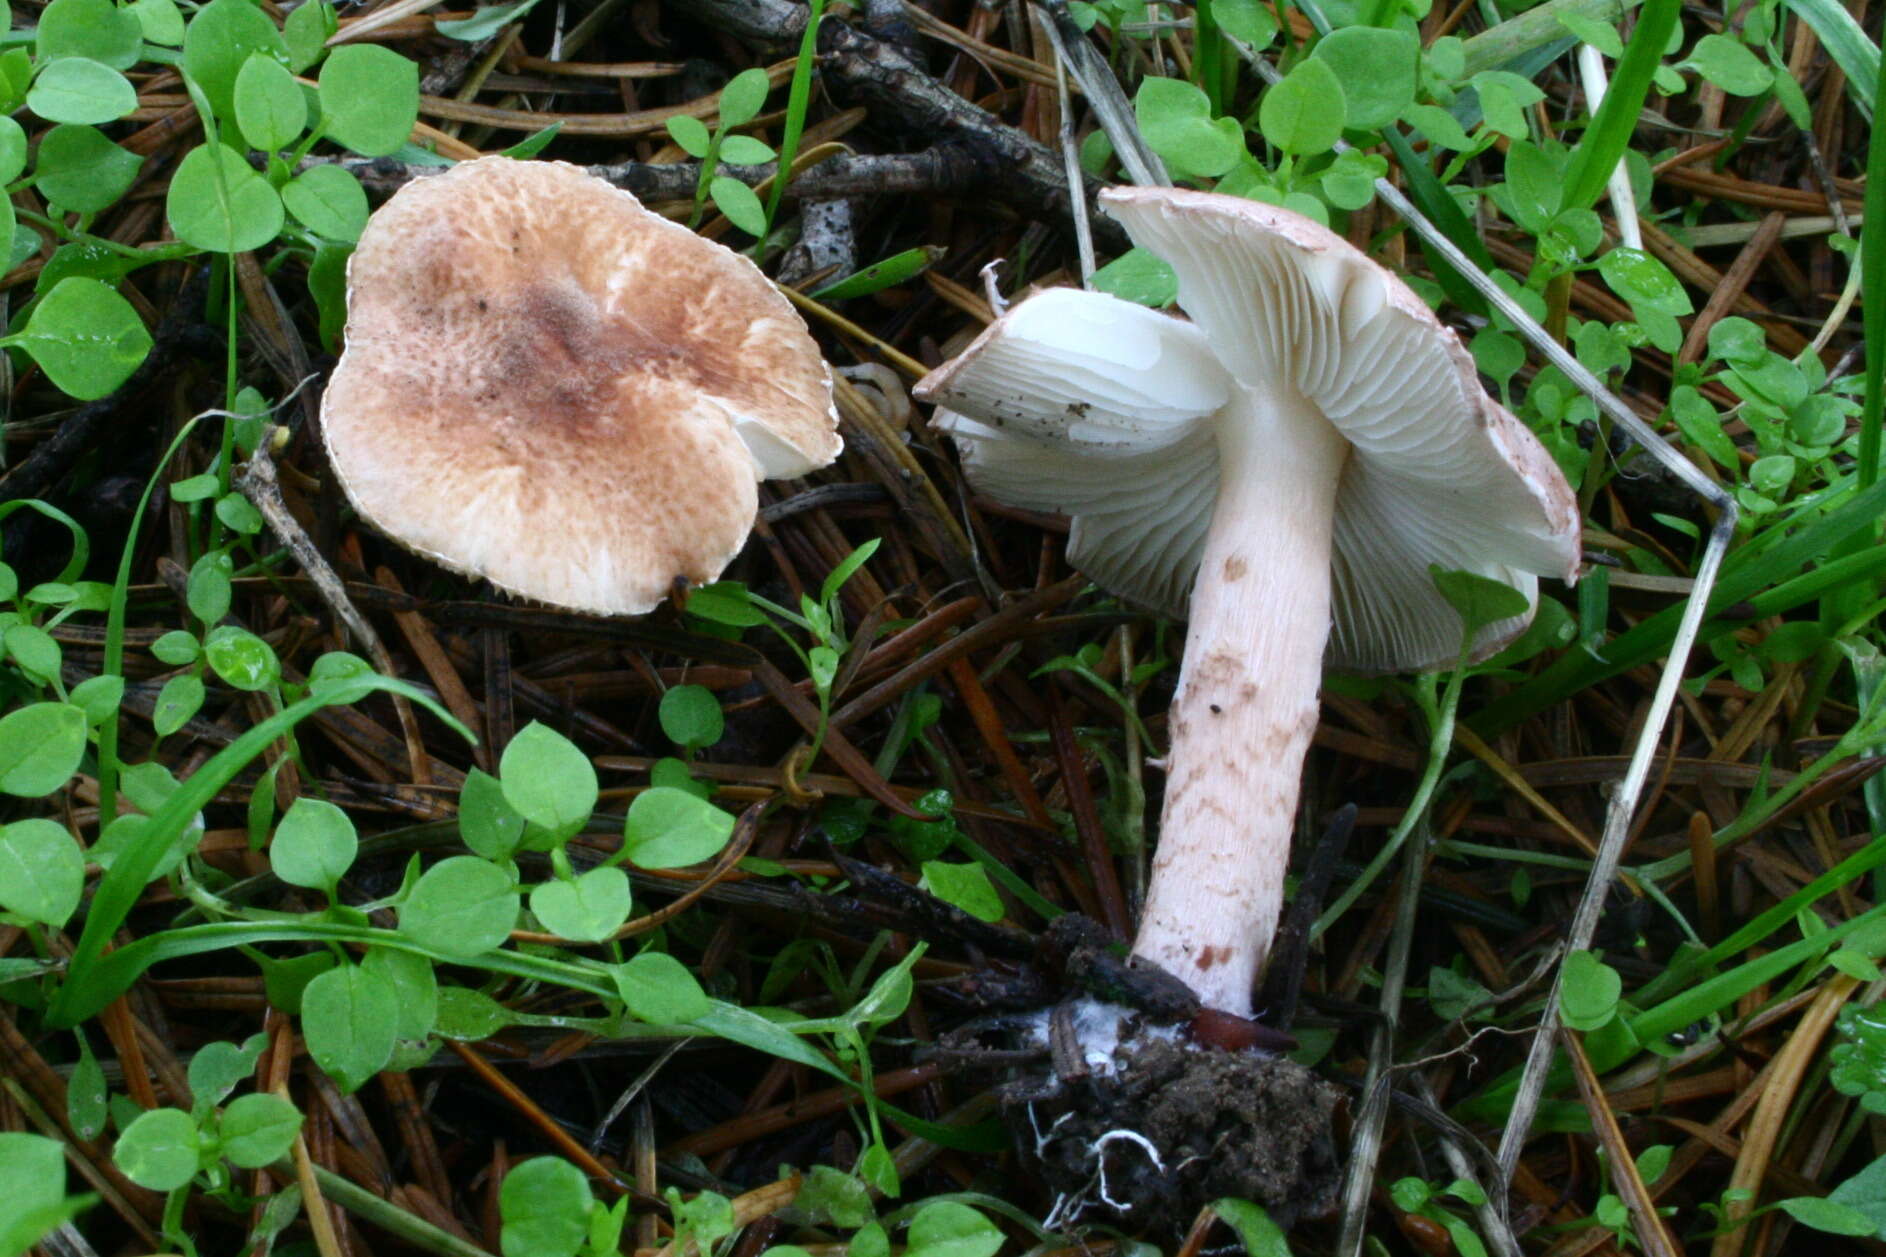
321;156;842;614
918;186;1580;1019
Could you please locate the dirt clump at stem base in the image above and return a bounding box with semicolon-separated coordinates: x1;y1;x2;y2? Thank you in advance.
1011;1030;1342;1235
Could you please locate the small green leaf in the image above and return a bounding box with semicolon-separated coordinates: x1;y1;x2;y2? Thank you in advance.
317;44;419;156
234;53;307;151
1212;1198;1291;1256
613;950;709;1024
282;164;368;242
499;722;598;839
1092;246;1178;306
716;66;770;127
717;134;775;165
166;142;285;253
1259;57;1345;156
301;963;398;1093
0;702;86;796
499;1157;594;1257
34;124;141;214
28;56;135;124
1312;26;1417;130
203;625;279;691
271;798;359;891
1431;567;1530;639
919;860;1003;922
113;1108;201;1191
1681;33;1772;96
1135;75;1242;179
1598;246;1693;316
129;0;185;46
0;1133;77;1256
218;1093;303;1169
904;1201;1002;1257
37;0;144;68
1559;949;1622;1031
623;788;736;869
12;276;150;399
665;113;711;158
186;1035;266;1112
530;866;631;942
282;0;334;71
0;818;84;926
659;685;724;751
709;174;767;236
399;856;519;960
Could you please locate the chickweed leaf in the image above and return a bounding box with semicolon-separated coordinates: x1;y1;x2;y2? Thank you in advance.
529;865;631;942
282;0;335;71
234;53;307;151
34;124;141;214
623;787;735;869
203;625;279;691
186;1035;267;1113
1259;57;1345;157
659;684;724;751
613;950;710;1024
717;66;770;127
400;856;519;960
318;44;419;156
37;0;144;69
718;134;775;164
1135;76;1241;180
0;702;86;796
113;1108;201;1191
904;1202;1002;1257
435;0;540;41
500;1157;594;1257
665;114;711;157
129;0;185;46
166;143;285;253
282;164;369;242
1831;1002;1886;1113
270;798;358;891
301;963;398;1093
459;768;529;862
1092;246;1178;307
919;860;1003;922
1430;566;1530;639
1681;33;1772;95
1559;949;1623;1031
1212;0;1277;48
709;175;767;236
500;722;597;839
182;0;291;138
1828;1153;1886;1237
26;58;135;127
0;819;84;927
1211;1198;1291;1257
0;1133;79;1256
218;1093;303;1169
1312;26;1417;130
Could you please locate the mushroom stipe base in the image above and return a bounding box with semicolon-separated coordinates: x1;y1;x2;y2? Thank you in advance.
1003;1002;1341;1234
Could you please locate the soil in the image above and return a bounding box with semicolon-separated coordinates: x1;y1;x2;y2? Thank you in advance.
1007;1025;1343;1234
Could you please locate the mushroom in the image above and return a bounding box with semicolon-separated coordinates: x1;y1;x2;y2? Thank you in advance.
917;187;1580;1018
321;156;841;615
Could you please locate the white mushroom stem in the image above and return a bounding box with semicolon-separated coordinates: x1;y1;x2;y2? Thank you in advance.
1129;382;1350;1018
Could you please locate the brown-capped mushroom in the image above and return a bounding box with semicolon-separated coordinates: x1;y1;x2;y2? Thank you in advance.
321;156;841;615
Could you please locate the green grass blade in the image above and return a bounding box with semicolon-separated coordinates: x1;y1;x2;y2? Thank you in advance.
762;0;827;235
1562;0;1679;209
1782;0;1878;116
1860;42;1886;487
1471;478;1886;734
48;675;470;1027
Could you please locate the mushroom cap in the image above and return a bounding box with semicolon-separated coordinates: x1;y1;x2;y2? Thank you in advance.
321;156;840;616
918;187;1581;673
